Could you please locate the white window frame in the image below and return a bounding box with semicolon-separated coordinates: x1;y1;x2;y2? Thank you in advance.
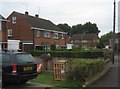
12;17;16;24
61;33;64;39
8;29;12;37
44;31;50;38
36;30;40;37
54;32;59;39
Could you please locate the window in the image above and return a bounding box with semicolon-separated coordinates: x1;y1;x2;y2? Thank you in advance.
0;54;11;63
61;34;64;39
54;33;59;39
44;31;50;38
8;29;12;37
36;30;40;37
12;17;16;24
15;54;34;64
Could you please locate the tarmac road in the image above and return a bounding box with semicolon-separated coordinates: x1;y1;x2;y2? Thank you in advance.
2;82;53;89
2;82;70;89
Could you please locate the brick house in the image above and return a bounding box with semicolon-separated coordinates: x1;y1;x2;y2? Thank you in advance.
0;15;8;50
7;11;67;52
69;33;99;48
109;33;120;48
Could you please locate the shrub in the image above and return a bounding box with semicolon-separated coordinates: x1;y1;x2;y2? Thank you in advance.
30;50;104;58
66;59;105;84
50;44;57;51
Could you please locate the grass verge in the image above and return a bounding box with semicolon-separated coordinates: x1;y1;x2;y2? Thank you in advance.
30;71;83;88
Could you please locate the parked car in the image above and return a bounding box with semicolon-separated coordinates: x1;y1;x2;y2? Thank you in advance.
0;50;38;85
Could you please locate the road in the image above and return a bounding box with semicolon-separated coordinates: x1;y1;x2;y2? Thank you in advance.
2;82;54;89
2;82;70;89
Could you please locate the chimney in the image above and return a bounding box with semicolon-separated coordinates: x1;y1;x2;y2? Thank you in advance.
35;14;39;18
25;11;29;15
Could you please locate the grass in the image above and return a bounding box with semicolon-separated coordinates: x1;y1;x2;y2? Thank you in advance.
30;71;83;88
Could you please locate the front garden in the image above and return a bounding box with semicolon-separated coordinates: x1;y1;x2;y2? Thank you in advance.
30;49;112;88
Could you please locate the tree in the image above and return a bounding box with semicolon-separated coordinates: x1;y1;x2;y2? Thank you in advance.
71;22;100;36
71;24;83;35
82;22;100;34
100;31;113;46
57;22;100;36
57;23;71;36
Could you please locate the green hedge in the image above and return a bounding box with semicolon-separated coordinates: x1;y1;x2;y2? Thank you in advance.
66;59;105;84
30;50;104;58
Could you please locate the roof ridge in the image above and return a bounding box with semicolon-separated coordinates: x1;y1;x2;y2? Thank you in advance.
13;11;50;22
12;11;64;32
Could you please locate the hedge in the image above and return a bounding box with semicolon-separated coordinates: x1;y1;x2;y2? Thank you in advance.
66;59;105;84
30;50;104;58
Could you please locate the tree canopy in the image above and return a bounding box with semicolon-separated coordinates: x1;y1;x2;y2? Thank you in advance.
57;22;100;36
100;31;113;45
57;23;71;36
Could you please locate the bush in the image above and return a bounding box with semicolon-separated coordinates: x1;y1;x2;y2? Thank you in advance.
66;59;105;84
30;50;104;58
50;44;57;51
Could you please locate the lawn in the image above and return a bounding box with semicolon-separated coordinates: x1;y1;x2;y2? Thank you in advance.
30;71;83;88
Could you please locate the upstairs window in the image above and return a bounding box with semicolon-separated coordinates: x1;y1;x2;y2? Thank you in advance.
8;29;12;37
12;17;16;24
36;30;40;37
44;31;50;38
54;33;59;39
61;33;64;39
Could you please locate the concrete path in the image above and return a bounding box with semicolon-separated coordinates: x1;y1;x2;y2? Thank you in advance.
87;55;119;88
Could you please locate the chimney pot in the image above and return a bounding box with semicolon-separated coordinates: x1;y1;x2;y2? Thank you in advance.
25;11;29;15
35;14;39;18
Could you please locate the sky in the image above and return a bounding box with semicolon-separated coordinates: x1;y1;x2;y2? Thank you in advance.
118;1;120;32
0;0;120;37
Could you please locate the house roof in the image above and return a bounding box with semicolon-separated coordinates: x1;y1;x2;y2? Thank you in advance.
10;11;64;32
0;15;5;19
0;15;9;22
71;33;99;41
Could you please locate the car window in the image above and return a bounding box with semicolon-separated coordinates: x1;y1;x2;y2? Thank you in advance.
0;53;11;63
15;54;34;63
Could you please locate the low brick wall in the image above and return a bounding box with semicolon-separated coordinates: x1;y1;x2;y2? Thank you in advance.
34;56;55;71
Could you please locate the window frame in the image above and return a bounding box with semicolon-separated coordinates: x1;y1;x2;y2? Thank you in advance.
44;31;50;38
8;29;12;37
12;16;16;24
61;33;64;39
54;32;59;39
36;30;40;37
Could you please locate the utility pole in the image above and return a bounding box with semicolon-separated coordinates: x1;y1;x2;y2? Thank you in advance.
112;0;116;64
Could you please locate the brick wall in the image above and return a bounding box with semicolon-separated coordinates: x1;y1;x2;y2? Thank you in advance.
7;13;33;41
34;31;67;48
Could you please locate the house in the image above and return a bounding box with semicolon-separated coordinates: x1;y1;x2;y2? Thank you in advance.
69;33;99;48
109;33;120;48
7;11;67;52
0;15;8;50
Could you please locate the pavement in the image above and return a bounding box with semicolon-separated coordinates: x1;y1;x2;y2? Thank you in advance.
87;55;119;88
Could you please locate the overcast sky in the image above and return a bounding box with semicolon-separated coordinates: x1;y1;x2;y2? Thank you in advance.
0;0;120;37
